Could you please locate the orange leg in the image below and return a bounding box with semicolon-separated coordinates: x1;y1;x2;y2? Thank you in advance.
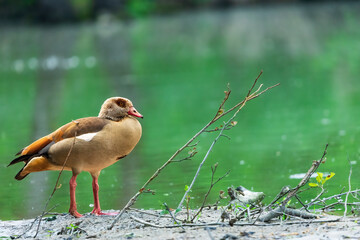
91;177;117;216
69;174;83;218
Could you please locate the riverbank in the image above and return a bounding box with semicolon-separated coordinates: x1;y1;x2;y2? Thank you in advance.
1;209;359;239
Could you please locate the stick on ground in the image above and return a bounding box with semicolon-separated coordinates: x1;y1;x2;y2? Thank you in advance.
259;144;328;222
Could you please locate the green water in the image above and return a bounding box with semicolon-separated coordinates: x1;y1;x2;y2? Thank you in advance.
1;2;360;220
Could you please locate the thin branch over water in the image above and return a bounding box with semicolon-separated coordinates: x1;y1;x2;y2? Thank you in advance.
109;71;280;229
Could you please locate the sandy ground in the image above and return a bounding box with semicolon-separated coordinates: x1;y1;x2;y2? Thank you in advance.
1;209;359;239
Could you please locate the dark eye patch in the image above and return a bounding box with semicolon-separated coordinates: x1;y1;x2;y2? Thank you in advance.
115;98;127;107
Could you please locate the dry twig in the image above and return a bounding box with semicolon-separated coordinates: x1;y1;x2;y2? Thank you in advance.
259;144;328;222
344;158;353;217
129;208;172;218
311;189;360;207
33;132;77;237
129;215;341;229
178;72;269;209
129;215;162;228
177;122;231;210
191;164;230;222
109;71;280;229
163;203;185;231
282;144;328;205
16;131;78;239
305;188;326;209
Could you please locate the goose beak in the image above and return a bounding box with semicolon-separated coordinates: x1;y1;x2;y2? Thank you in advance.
128;106;143;118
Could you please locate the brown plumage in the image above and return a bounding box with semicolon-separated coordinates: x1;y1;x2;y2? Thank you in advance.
8;97;143;217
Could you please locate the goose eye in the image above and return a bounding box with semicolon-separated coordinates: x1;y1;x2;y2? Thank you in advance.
115;99;126;108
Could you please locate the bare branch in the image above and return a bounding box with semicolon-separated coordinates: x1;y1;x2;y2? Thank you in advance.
163;203;185;231
191;165;230;222
217;82;280;123
33;131;77;238
15;204;59;239
257;144;328;223
205;226;215;240
172;150;198;163
282;144;328;205
186;141;200;148
259;206;318;222
294;195;309;212
246;70;263;97
109;71;280;229
129;208;172;218
311;189;360;206
177;123;229;210
344;158;353;217
266;186;290;210
130;216;341;229
305;188;326;209
129;215;162;228
177;78;270;210
212;83;231;121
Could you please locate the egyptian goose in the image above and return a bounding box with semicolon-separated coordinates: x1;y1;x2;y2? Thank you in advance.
8;97;143;217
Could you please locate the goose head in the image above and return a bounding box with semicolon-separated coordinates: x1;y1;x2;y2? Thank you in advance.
98;97;143;121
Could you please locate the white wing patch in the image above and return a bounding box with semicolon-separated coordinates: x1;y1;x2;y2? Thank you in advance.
76;132;98;142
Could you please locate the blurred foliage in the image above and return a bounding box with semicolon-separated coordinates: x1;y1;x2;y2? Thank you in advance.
0;0;349;23
69;0;93;20
126;0;155;18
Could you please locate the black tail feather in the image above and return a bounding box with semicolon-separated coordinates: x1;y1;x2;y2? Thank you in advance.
15;167;29;180
7;155;32;167
15;148;24;156
9;153;48;180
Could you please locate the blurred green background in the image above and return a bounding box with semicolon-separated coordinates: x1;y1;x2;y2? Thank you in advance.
1;1;360;220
